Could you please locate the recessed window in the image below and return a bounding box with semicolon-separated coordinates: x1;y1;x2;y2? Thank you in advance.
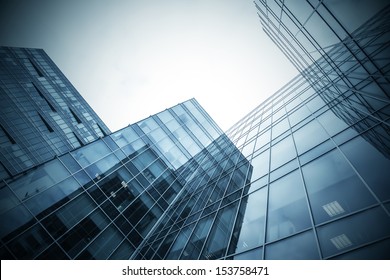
0;124;16;144
38;113;54;132
69;108;82;124
28;58;44;77
32;84;56;112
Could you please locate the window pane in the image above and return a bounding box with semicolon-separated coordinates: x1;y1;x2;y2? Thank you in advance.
232;247;263;260
201;202;239;259
71;140;111;167
267;170;311;242
293;120;329;154
265;230;320;260
331;238;390;260
340;135;390;201
229;187;267;255
317;110;349;136
302;149;376;224
270;136;296;170
317;207;390;258
249;150;270;182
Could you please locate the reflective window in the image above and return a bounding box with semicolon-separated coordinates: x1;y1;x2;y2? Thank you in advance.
77;225;124;259
324;0;387;33
84;154;119;179
267;170;311;242
0;204;34;240
229;187;267;255
41;193;96;238
25;177;83;216
293;120;329;154
340;135;390;201
59;209;109;258
201;202;239;259
166;224;195;259
317;207;390;258
271;117;289;140
331;238;390;260
109;240;135;260
265;230;320;260
288;105;311;127
254;129;271;151
231;247;263;260
302;149;376;224
249;150;270;182
138;118;158;133
317;110;349;136
9;159;70;201
270;136;296;170
8;224;53;259
72;140;111;167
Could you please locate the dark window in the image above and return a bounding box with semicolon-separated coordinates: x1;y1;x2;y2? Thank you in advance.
38;113;54;132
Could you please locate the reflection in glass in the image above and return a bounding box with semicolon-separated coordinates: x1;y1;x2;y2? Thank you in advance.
266;170;311;242
293;120;329;154
317;207;390;258
340;135;390;201
270;135;296;170
302;149;376;224
201;202;239;259
229;187;267;255
265;230;320;260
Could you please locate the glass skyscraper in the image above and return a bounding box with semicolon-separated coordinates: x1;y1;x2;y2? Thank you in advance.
0;97;226;259
1;0;390;260
0;47;110;181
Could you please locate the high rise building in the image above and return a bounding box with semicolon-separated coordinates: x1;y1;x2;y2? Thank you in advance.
1;0;390;260
0;47;110;181
0;97;228;259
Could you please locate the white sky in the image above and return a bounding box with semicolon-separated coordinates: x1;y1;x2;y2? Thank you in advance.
0;0;298;132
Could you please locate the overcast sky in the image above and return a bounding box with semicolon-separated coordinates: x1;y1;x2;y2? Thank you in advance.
0;0;298;132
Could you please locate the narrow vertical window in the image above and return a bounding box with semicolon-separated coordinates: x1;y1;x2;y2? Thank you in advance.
38;113;54;132
69;108;82;124
28;58;44;77
32;84;56;112
0;123;16;144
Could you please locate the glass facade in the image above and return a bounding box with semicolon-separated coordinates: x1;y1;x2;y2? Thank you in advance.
1;0;390;260
0;99;224;259
0;47;111;181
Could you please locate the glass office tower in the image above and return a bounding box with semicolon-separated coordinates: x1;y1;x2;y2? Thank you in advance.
0;98;224;259
0;47;111;181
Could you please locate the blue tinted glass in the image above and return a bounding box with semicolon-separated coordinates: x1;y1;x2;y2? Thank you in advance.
331;238;390;260
302;149;376;224
265;230;320;260
232;247;263;260
201;202;239;259
9;159;70;200
59;153;81;173
317;109;349;136
340;135;390;201
0;204;33;240
229;187;267;254
166;224;195;259
108;240;135;260
267;170;311;242
270;136;296;170
293;120;329;154
111;127;140;148
249;150;270;182
72;140;111;167
317;207;390;258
